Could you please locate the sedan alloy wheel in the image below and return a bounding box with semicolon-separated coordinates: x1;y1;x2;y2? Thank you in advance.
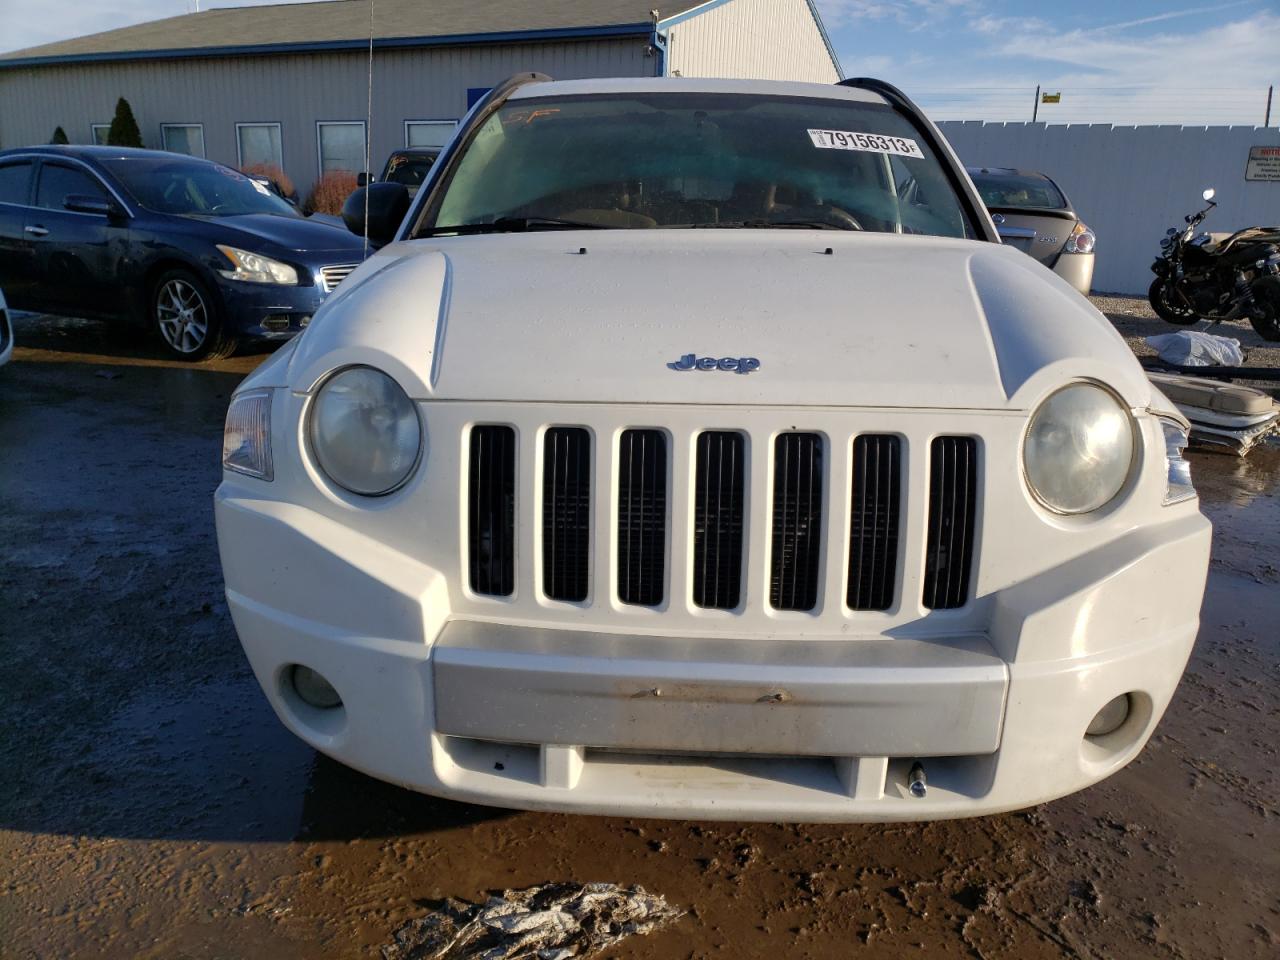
157;278;209;354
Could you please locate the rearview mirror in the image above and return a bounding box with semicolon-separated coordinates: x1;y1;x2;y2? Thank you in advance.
342;182;410;247
64;194;122;218
1202;188;1216;202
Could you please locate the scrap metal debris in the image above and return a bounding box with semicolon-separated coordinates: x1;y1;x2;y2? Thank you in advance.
382;882;683;960
1149;372;1280;455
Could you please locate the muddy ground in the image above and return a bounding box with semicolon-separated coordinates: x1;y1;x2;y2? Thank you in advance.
1;302;1277;960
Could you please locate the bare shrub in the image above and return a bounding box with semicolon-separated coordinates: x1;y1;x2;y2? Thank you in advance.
304;171;358;215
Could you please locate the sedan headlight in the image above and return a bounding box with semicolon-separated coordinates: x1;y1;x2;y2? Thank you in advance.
1024;383;1135;514
222;389;273;480
216;244;299;285
309;366;422;496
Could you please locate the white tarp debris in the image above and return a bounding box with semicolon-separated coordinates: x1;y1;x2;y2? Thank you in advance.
1145;331;1245;367
382;883;683;960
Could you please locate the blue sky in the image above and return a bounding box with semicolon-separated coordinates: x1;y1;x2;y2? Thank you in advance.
819;0;1280;124
2;0;1278;125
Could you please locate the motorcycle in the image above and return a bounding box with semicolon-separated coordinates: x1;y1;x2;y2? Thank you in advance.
1149;188;1280;342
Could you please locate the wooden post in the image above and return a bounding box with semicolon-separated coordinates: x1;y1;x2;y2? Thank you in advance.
1032;85;1041;123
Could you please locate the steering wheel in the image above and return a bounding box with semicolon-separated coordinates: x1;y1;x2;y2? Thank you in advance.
783;204;864;231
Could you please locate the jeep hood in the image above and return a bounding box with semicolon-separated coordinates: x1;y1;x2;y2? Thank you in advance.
285;231;1150;411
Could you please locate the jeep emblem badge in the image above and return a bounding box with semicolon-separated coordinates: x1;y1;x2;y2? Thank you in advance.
669;353;760;374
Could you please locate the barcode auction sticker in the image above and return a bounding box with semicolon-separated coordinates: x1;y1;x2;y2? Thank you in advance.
808;129;924;159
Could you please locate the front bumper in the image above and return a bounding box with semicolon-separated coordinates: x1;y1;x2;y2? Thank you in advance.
215;490;1210;822
215;278;325;340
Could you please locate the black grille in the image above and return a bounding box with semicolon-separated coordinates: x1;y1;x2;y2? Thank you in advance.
693;431;746;610
847;435;902;611
923;436;977;610
769;433;823;611
542;428;591;602
468;425;516;597
617;429;667;606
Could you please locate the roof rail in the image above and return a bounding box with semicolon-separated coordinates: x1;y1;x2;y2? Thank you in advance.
839;76;1000;244
839;77;917;110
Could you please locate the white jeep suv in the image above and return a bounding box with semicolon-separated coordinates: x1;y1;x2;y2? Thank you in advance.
215;75;1210;821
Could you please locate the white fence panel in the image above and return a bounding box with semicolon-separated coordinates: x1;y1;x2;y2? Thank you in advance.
937;122;1280;295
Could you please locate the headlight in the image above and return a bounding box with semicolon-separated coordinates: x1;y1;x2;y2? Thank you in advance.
1159;416;1196;505
309;366;422;496
1024;383;1135;514
222;389;273;480
216;244;298;285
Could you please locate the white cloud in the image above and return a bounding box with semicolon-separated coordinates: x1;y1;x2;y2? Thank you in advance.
847;9;1280;125
816;0;976;29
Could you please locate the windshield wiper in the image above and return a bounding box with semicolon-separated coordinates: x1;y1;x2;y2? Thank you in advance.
689;219;849;231
419;216;612;236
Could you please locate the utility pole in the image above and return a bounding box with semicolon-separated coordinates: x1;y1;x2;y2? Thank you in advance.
1032;85;1040;123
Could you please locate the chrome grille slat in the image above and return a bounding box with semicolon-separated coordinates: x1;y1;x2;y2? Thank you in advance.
319;263;358;294
770;433;823;611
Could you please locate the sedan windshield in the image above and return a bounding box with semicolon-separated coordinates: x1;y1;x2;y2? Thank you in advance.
970;172;1068;211
100;156;301;218
384;154;436;188
419;92;976;238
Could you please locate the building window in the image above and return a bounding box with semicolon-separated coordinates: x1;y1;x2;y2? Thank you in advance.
316;121;365;175
404;120;457;149
161;123;205;157
236;122;283;170
90;123;110;146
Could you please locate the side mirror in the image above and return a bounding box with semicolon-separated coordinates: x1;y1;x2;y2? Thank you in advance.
1202;188;1216;202
64;194;122;218
342;182;411;246
356;172;371;187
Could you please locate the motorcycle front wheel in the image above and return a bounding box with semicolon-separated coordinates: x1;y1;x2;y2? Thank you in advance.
1249;279;1280;342
1148;278;1201;325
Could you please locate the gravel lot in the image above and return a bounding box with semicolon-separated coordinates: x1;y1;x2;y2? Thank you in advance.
1092;294;1280;394
1;307;1277;959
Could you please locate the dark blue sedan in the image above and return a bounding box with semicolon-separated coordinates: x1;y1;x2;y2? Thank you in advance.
0;146;369;360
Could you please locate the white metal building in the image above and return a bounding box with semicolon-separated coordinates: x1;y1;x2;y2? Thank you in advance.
0;0;841;194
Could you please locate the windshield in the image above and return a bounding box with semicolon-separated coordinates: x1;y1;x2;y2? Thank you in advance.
970;172;1067;211
100;156;301;218
418;92;976;238
384;154;436;188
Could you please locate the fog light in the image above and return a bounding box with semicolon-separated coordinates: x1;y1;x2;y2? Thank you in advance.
1086;694;1130;737
291;665;342;709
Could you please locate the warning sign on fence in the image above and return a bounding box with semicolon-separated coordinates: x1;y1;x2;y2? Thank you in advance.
1246;145;1280;181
